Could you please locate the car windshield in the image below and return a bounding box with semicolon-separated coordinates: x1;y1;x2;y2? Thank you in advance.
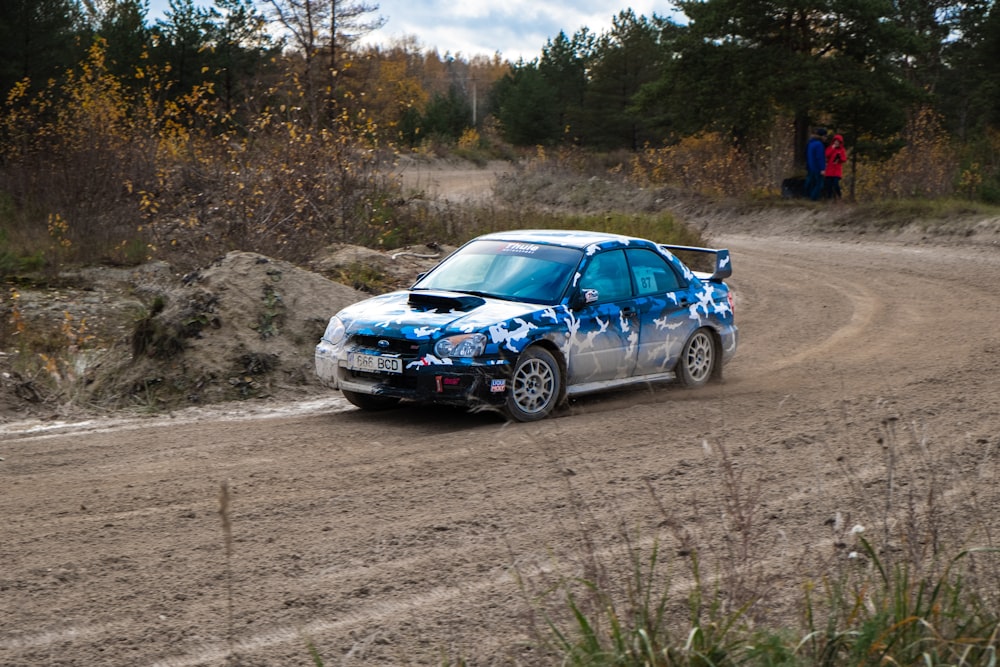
413;240;583;303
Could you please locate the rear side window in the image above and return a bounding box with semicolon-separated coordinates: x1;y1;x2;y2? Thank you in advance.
626;248;682;296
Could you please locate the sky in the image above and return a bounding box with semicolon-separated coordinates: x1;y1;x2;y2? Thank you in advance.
146;0;680;63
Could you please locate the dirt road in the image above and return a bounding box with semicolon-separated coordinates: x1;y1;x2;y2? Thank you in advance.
3;230;1000;665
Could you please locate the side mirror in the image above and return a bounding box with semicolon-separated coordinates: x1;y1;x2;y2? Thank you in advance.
571;288;600;309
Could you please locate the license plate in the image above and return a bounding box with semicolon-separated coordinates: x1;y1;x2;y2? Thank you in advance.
348;353;403;374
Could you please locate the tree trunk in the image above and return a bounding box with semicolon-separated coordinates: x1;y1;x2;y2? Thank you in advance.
793;110;810;171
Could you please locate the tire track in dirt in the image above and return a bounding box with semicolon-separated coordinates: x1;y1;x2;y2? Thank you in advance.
721;235;993;394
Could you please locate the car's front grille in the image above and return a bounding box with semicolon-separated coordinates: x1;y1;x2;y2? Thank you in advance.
351;334;423;356
346;334;423;390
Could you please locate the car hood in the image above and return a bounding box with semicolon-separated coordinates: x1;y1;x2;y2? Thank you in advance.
337;290;557;340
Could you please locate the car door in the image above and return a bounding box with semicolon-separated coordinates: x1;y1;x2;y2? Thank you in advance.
565;249;639;384
625;248;698;376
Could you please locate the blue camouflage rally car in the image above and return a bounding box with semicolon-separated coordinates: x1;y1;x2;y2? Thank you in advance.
315;230;738;421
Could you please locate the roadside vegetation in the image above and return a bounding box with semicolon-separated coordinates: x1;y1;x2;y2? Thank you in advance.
510;427;1000;667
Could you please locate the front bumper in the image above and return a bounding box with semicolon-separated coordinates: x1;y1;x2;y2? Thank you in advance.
315;339;512;408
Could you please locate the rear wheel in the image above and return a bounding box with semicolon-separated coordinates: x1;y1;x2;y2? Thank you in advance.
677;329;716;388
504;347;562;422
341;389;401;411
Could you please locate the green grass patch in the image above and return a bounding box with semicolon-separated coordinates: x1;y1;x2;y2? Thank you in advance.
331;261;396;294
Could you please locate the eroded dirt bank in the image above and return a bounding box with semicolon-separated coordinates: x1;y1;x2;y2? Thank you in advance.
2;227;999;665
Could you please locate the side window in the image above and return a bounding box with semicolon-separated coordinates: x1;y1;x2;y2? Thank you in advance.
626;248;682;296
580;249;631;302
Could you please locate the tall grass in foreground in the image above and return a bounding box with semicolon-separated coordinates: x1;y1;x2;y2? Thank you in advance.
802;539;1000;666
537;535;999;666
520;427;1000;666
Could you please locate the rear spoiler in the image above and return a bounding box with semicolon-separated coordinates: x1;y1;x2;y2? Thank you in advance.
660;245;732;282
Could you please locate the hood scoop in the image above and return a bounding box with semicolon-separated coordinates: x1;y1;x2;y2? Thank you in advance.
407;291;486;312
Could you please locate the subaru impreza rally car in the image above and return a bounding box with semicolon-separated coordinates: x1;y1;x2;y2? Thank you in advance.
316;230;737;421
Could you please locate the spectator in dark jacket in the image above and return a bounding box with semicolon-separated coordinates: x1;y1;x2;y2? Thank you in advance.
806;127;827;201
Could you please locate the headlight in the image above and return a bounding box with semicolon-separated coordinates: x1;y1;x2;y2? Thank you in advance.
322;316;346;345
434;333;487;358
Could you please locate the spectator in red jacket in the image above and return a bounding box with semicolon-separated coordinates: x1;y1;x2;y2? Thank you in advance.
824;134;847;201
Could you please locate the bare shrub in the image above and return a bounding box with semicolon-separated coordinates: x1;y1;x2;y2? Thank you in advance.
628;133;752;197
854;107;961;200
0;41;159;268
1;41;406;272
142;109;400;267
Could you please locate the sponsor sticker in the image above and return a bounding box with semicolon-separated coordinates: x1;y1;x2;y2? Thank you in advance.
490;379;506;393
501;242;539;255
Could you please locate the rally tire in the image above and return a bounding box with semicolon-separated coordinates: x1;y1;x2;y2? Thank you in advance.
504;347;562;422
677;329;716;388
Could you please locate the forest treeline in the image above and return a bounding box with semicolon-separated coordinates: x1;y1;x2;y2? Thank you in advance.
1;0;999;271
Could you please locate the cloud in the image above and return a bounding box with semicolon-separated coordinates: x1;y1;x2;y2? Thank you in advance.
147;0;678;63
366;0;669;61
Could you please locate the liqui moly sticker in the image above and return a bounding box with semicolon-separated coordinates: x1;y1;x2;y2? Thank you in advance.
490;379;506;393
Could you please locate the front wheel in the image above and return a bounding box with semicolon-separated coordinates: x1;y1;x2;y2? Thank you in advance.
677;329;716;388
504;347;563;422
341;389;401;411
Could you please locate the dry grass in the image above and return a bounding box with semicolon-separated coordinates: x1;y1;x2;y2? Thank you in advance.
509;414;1000;666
